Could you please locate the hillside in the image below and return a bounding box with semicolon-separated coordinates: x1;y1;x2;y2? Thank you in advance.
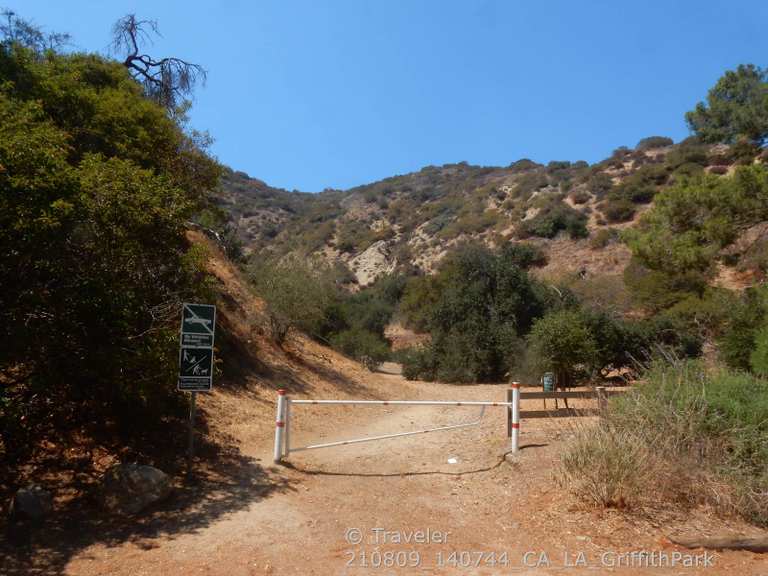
215;137;760;285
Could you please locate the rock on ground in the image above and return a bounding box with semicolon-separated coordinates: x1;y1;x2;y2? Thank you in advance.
100;464;172;515
8;485;53;523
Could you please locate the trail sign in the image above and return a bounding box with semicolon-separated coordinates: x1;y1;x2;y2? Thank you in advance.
178;302;216;392
178;348;214;391
180;303;216;347
178;303;216;475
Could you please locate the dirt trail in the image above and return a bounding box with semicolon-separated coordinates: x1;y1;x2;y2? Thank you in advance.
53;373;768;576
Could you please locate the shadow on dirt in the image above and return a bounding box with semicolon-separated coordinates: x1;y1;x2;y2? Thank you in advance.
1;449;294;576
520;443;549;450
281;452;515;478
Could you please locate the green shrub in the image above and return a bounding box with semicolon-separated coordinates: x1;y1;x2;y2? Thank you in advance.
570;190;591;204
665;288;740;340
336;219;376;253
636;136;674;150
439;206;501;238
626;165;768;277
587;173;614;198
526;309;598;387
399;345;438;381
615;163;669;203
499;242;548;268
665;139;710;170
514;172;550;198
751;327;768;375
596;364;768;525
582;310;651;375
329;328;390;370
601;198;636;223
399;274;443;331
719;285;768;370
400;243;549;382
589;228;617;249
563;274;632;315
519;200;589;239
623;257;709;312
686;64;768;146
249;258;336;344
508;158;541;172
0;40;220;439
727;137;762;165
561;363;768;524
671;162;705;180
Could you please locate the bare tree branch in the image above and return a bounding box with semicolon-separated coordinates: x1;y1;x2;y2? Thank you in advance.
111;14;206;110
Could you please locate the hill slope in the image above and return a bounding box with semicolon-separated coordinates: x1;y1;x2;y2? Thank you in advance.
215;139;749;285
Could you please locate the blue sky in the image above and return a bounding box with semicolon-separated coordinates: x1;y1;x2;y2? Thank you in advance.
5;1;768;191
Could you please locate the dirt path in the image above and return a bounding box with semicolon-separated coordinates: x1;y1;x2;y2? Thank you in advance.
37;375;768;575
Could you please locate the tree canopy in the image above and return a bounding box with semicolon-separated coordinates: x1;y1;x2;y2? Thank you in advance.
686;64;768;146
0;26;220;447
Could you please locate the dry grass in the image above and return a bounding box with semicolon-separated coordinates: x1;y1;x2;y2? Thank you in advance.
558;363;768;526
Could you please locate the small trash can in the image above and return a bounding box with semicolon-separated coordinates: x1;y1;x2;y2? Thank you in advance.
542;372;555;392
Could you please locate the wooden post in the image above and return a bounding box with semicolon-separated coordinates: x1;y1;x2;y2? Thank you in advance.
596;386;607;417
187;391;197;477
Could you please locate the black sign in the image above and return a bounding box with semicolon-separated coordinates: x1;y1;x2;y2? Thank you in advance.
178;347;213;391
178;303;216;392
180;303;216;348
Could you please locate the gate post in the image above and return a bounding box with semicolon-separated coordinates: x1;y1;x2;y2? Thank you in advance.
274;389;287;463
284;396;291;457
510;382;520;452
596;386;607;417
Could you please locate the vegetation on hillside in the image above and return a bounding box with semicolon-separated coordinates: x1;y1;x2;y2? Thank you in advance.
0;14;220;463
686;64;768;146
399;243;551;382
249;257;402;368
2;5;767;533
560;363;768;526
395;242;698;384
623;163;768;369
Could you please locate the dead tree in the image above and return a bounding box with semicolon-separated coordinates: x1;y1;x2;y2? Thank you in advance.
111;14;206;110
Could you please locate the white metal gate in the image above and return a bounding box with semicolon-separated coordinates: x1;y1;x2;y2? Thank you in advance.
273;384;521;463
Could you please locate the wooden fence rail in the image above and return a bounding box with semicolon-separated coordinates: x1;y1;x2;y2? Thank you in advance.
516;386;629;419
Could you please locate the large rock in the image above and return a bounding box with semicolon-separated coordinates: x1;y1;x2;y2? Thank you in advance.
100;464;172;515
9;485;53;523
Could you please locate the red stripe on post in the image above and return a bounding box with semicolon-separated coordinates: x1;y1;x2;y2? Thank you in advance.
275;421;285;427
278;389;286;396
510;423;520;429
511;383;520;389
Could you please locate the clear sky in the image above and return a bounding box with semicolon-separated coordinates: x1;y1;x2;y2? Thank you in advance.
5;1;768;191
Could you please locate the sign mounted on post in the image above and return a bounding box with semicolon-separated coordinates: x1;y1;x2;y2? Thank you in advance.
181;303;216;347
178;303;216;392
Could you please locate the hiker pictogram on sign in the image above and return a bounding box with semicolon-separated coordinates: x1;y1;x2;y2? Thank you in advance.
180;348;213;377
